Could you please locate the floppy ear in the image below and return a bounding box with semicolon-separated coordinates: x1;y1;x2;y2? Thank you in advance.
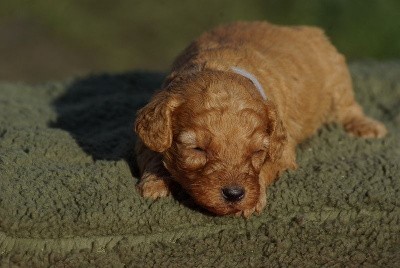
134;90;182;152
264;101;287;162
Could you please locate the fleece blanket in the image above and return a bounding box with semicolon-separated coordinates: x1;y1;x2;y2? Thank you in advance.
0;61;399;267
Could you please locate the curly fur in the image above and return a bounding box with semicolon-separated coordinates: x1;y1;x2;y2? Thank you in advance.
134;21;387;217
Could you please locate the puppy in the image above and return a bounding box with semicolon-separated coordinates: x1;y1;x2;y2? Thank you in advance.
134;21;387;217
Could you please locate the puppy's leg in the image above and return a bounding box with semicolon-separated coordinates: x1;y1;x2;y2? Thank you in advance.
329;58;387;138
336;101;387;138
261;138;298;183
255;178;267;214
237;178;266;218
135;140;172;198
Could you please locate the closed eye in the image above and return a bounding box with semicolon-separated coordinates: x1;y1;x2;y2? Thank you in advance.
193;147;206;153
253;149;265;155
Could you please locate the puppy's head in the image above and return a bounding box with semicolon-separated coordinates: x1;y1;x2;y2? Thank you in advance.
135;70;286;215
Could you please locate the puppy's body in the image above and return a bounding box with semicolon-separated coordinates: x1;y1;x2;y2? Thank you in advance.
135;22;387;217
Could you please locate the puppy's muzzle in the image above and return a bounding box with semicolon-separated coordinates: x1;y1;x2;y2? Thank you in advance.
222;186;245;202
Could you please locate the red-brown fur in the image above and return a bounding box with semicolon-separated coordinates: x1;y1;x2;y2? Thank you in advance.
134;21;387;217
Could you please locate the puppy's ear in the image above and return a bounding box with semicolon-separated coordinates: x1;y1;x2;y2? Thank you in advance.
135;90;182;152
265;101;287;162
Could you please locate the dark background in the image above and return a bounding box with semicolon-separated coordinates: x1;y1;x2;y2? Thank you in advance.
0;0;399;84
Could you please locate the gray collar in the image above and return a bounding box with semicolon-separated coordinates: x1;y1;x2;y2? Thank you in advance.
231;66;267;100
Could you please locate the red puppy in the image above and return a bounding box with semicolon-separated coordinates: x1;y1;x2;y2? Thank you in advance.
134;21;387;217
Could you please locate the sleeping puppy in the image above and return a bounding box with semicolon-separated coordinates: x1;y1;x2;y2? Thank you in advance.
134;21;387;217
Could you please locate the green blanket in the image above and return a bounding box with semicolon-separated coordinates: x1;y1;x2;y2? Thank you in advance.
1;61;399;267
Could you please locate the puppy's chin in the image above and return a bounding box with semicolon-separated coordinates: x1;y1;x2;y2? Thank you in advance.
183;183;261;216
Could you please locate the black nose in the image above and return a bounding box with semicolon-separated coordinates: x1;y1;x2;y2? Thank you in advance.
222;186;245;202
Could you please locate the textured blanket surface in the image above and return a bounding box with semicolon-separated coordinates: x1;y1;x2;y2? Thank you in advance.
0;61;399;267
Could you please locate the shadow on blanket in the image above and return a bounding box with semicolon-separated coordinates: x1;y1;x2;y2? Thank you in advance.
50;71;164;174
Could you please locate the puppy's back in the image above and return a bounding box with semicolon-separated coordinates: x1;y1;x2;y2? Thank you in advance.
171;21;350;142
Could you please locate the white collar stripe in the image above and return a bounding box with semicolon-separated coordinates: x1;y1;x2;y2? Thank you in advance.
231;66;267;100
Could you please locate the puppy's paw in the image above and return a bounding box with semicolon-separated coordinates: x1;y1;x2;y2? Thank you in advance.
344;116;387;138
235;194;267;218
136;173;171;199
